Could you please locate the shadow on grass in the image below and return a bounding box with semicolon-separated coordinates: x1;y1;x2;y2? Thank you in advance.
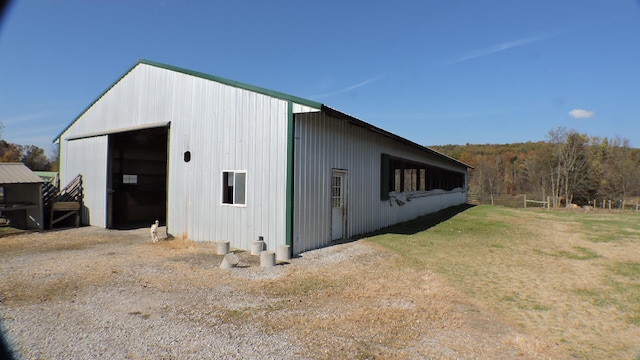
335;203;475;245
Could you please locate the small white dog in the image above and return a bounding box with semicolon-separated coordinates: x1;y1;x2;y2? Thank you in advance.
150;220;159;243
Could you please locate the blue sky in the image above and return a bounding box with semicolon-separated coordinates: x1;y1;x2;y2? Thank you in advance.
1;0;639;155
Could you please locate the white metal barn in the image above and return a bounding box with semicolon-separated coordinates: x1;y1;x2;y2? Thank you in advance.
54;60;470;255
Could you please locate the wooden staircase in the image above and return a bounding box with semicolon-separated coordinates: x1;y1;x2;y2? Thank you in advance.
43;174;83;229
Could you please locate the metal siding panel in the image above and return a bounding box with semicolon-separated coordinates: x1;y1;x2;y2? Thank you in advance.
292;103;320;113
61;136;108;227
60;64;291;254
171;80;289;253
293;112;467;254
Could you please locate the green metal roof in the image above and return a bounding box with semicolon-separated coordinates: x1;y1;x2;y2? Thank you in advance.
53;59;323;142
52;60;472;169
140;60;323;109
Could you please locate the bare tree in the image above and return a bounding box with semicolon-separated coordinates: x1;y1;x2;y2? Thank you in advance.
601;137;640;209
547;127;592;206
473;155;503;205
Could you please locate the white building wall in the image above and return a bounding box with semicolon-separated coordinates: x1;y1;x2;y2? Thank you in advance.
59;63;317;252
61;136;108;227
293;111;468;254
167;80;293;252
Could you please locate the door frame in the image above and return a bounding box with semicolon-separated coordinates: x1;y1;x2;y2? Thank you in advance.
330;169;348;241
106;125;170;229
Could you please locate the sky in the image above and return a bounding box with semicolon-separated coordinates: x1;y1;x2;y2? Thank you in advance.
0;0;639;155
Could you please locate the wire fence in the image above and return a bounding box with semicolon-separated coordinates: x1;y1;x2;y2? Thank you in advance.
467;193;538;208
467;193;640;212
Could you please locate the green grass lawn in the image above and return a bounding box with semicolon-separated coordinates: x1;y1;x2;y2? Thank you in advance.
366;205;640;359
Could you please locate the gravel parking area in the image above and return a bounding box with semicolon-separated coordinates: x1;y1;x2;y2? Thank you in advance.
0;226;554;359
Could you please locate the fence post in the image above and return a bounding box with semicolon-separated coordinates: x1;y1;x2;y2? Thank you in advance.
547;196;551;210
523;194;527;208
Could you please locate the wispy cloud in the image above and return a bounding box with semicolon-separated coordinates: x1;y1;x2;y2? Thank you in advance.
377;103;537;122
569;109;595;119
0;111;55;125
1;111;61;150
448;32;559;65
310;76;384;99
7;124;62;137
2;128;57;152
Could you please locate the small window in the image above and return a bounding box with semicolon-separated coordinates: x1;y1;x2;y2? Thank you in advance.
332;175;342;207
123;174;138;185
222;171;246;205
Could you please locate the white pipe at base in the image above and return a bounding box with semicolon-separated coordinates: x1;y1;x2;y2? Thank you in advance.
276;245;291;261
217;241;230;255
260;251;276;267
220;253;239;269
251;241;265;255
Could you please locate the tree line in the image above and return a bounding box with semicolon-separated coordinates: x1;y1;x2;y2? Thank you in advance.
0;140;57;171
431;127;640;209
1;123;638;208
0;124;58;171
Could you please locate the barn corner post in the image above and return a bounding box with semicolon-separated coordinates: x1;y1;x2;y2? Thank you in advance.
285;100;294;256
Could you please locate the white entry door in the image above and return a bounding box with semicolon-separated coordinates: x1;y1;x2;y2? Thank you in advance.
331;170;347;241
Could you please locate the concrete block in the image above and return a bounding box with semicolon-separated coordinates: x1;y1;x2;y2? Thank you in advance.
276;245;291;261
220;253;239;269
217;241;230;255
251;240;265;255
260;251;276;268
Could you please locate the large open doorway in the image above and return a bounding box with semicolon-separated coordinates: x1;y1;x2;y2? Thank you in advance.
107;126;168;229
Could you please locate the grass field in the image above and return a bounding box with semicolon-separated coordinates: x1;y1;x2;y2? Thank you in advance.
367;205;640;359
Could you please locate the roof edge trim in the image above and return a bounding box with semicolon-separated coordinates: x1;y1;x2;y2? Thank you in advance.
139;60;323;110
53;59;323;143
52;61;141;142
320;105;474;169
65;121;171;141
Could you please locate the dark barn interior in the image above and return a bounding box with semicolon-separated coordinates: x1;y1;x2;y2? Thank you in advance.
108;127;168;228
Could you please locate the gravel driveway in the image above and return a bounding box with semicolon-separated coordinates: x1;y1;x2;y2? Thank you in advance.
0;226;557;359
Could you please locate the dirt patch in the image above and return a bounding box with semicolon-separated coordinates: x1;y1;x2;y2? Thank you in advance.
1;226;558;359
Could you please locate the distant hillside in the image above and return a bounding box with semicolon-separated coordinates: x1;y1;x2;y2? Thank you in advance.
428;138;640;207
430;141;640;166
429;142;552;167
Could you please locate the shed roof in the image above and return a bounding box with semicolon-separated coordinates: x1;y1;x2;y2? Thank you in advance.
53;60;473;169
0;163;45;184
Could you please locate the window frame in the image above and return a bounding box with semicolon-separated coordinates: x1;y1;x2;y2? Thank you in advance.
222;170;247;206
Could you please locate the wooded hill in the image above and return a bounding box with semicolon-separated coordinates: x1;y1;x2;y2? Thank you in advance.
430;128;640;208
0;140;56;171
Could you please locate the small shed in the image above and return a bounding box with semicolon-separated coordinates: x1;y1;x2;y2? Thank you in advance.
0;163;45;230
